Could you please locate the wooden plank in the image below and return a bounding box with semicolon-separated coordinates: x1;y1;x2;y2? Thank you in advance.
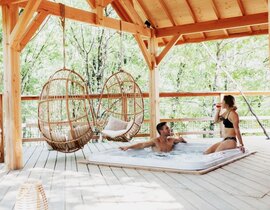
223;164;270;188
41;149;58;208
156;34;182;65
208;168;264;198
138;170;202;210
218;168;269;194
269;0;270;64
235;194;270;209
16;1;151;37
158;0;177;26
261;195;270;206
120;0;144;25
10;0;43;48
0;145;38;208
165;172;237;210
148;32;160;139
0;94;3;163
18;91;270;101
156;12;268;37
134;35;152;69
0;146;42;209
173;29;268;46
65;153;84;210
198;174;255;209
48;151;65;209
180;172;253;210
2;4;23;170
103;0;115;7
86;0;95;9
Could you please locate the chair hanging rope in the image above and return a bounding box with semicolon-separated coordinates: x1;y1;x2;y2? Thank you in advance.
60;3;66;69
38;4;94;153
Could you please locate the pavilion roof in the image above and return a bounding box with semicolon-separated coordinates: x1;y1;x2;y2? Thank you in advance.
111;0;268;46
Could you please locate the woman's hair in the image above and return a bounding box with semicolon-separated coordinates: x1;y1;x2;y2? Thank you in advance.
223;95;237;110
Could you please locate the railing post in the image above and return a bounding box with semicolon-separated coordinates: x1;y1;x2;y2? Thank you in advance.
219;93;224;137
0;94;4;163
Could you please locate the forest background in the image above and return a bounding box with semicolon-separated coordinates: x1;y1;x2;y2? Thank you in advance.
0;1;269;138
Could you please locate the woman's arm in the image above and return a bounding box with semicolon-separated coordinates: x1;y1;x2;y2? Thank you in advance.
214;108;222;123
231;112;245;152
119;140;155;151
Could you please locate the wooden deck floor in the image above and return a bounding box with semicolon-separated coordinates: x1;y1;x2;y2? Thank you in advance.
0;137;270;210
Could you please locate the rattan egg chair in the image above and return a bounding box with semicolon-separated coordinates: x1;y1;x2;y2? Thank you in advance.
97;69;144;142
38;69;95;153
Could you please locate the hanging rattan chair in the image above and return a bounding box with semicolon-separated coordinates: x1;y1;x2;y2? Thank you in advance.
38;69;95;153
97;69;144;142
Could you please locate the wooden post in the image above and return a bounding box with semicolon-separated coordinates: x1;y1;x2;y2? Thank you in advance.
219;93;224;137
0;94;4;163
269;0;270;63
149;32;160;139
2;5;23;169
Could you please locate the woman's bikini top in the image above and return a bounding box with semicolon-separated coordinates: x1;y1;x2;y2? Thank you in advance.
220;111;234;128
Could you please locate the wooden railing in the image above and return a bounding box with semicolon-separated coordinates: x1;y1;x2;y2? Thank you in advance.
0;91;270;147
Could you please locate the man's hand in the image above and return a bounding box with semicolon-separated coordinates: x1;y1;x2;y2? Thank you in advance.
179;137;187;143
119;146;129;151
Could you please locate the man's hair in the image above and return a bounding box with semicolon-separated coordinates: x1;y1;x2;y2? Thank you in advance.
156;122;167;135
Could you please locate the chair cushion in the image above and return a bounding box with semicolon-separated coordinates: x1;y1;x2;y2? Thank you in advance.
104;116;128;131
135;114;143;124
102;129;127;138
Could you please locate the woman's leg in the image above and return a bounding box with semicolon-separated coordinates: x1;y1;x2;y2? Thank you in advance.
204;142;221;154
215;140;237;152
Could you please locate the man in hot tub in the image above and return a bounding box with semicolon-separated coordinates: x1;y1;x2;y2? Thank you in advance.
119;122;186;152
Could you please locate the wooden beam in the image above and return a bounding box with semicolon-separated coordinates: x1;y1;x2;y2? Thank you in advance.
103;0;115;7
135;0;157;28
156;12;268;37
149;32;160;139
0;94;4;163
10;0;43;48
236;0;253;33
19;11;49;51
158;0;176;26
11;0;28;4
17;1;151;37
156;34;181;65
269;0;270;67
150;31;157;70
120;0;144;25
169;29;268;47
86;0;95;8
95;0;104;25
112;1;153;69
134;34;152;69
2;5;23;170
210;0;229;37
184;0;206;39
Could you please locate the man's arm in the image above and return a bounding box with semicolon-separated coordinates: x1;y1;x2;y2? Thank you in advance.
119;140;155;151
169;136;187;144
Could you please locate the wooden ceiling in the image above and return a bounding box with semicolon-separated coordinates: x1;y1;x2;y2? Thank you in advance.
111;0;268;46
0;0;268;68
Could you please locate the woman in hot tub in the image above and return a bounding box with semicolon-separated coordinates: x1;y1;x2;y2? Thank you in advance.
204;95;245;154
119;122;186;152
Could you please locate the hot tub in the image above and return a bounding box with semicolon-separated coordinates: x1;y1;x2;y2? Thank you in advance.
87;143;254;174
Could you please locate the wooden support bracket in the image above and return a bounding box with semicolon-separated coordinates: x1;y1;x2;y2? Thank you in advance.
9;0;43;49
